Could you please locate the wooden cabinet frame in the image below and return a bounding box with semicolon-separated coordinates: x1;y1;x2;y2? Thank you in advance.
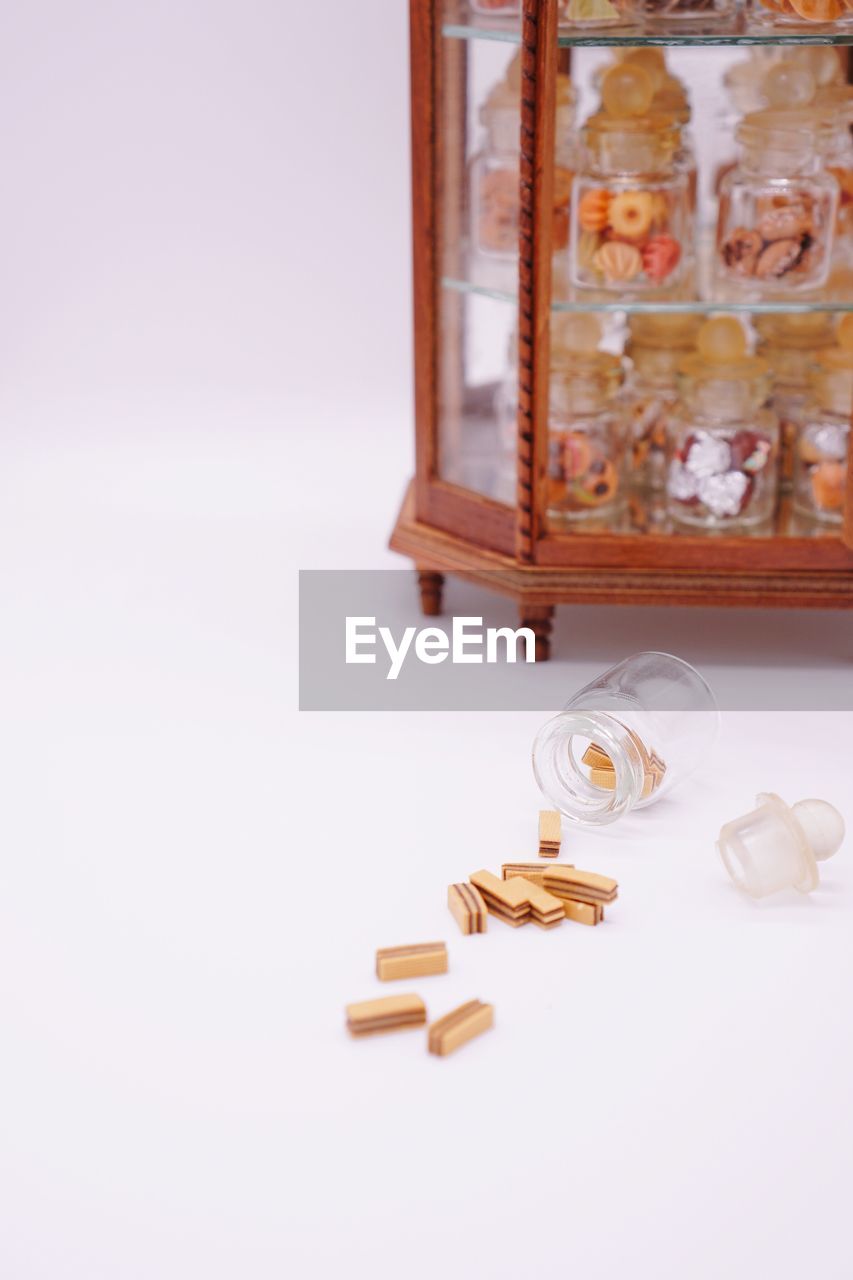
391;0;853;656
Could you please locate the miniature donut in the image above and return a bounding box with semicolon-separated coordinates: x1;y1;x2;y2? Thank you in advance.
642;235;681;283
608;191;654;241
578;188;611;233
593;240;643;284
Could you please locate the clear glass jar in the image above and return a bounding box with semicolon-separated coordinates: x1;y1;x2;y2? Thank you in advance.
547;347;626;525
815;89;853;268
716;110;839;294
627;0;734;22
623;313;701;492
470;58;576;260
571;66;690;294
754;312;835;492
532;652;719;827
793;328;853;523
667;317;779;530
747;0;853;28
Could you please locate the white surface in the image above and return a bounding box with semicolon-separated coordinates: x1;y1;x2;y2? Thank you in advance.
0;4;851;1279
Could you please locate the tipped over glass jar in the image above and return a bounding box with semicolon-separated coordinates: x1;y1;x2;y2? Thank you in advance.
532;652;719;827
666;317;779;530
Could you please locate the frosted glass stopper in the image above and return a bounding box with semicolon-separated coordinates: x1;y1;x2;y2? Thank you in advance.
718;793;844;899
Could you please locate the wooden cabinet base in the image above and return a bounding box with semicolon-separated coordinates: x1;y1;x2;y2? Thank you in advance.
390;482;853;661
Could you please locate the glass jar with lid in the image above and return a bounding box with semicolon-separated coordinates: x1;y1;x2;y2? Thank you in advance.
754;312;836;491
571;64;690;294
470;55;576;260
793;315;853;523
667;317;779;529
814;86;853;268
624;313;702;492
716;100;839;294
547;315;627;525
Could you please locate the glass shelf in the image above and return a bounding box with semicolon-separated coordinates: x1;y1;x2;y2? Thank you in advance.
443;237;853;313
444;274;853;313
443;16;853;46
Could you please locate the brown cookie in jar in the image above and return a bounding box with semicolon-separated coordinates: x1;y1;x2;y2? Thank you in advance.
755;237;807;279
757;203;813;243
721;228;762;276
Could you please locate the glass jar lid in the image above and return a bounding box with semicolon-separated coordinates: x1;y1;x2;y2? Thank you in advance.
754;312;836;351
736;108;823;159
676;314;768;384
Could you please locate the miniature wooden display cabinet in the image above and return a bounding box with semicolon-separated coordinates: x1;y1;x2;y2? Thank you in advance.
389;0;853;658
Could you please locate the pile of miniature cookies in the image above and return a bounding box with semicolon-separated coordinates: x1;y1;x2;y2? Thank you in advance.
345;810;619;1057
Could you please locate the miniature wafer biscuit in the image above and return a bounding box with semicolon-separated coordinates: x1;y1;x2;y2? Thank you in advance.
428;1000;494;1057
448;882;487;935
542;866;618;906
538;809;562;857
589;768;617;791
582;743;615;770
470;869;563;928
346;993;427;1037
469;870;530;922
563;899;603;926
375;942;448;982
501;861;572;886
525;880;565;928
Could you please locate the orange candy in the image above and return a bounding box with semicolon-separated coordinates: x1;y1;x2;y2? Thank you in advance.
811;460;846;511
578;188;611;232
788;0;846;18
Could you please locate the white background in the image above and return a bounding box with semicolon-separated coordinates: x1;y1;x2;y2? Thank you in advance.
0;3;851;1278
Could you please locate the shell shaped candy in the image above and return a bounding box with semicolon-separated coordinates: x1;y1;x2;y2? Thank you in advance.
593;240;643;284
641;235;681;284
578;188;612;232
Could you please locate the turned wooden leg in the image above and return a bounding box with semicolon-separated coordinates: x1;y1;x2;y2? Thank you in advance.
417;570;445;617
520;604;555;662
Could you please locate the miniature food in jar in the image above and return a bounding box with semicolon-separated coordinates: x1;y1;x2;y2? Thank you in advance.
623;313;702;492
571;64;689;294
470;55;576;259
754;311;836;492
793;314;853;523
547;315;627;525
716;106;839;294
667;317;779;529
